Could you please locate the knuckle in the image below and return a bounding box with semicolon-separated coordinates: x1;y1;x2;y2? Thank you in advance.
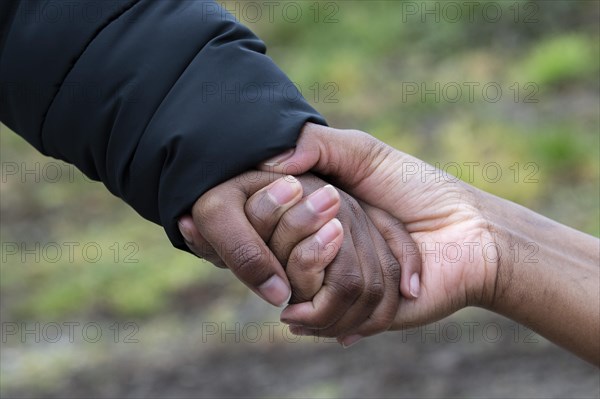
363;281;384;307
229;242;266;279
194;191;226;222
355;138;393;182
328;273;364;302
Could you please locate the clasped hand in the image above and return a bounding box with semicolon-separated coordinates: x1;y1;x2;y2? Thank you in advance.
178;124;498;347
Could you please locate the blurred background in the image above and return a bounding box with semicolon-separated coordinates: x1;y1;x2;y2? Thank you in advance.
1;1;599;397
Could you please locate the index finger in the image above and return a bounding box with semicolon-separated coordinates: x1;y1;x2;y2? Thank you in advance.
192;171;292;307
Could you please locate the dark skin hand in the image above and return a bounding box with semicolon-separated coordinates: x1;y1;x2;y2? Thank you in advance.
179;171;422;341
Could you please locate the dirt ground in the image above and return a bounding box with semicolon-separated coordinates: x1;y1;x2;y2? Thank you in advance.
3;309;598;399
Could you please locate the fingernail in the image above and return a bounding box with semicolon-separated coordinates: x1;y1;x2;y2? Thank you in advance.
316;218;343;245
263;149;295;166
259;275;291;307
267;176;301;205
178;221;193;244
410;273;420;298
340;334;363;348
307;185;338;213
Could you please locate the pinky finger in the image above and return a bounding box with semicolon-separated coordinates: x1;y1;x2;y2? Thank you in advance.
361;204;422;299
178;215;227;269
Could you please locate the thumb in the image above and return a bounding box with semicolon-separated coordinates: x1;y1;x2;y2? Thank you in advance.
192;172;293;307
259;123;324;176
259;123;399;204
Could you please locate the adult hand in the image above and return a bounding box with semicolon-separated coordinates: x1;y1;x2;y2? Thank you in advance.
259;124;500;340
261;124;600;365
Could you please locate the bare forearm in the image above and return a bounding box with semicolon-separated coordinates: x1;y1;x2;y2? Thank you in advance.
481;191;600;365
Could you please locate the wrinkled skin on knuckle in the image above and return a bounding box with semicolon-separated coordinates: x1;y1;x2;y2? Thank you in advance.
229;241;267;280
338;129;392;184
360;138;393;179
327;271;364;303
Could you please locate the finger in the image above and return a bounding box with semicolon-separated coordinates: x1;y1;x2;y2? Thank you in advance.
193;172;291;307
334;215;402;342
332;207;419;346
259;123;394;197
282;207;389;336
289;212;398;339
244;176;303;241
281;231;362;329
178;215;226;268
286;218;344;303
362;203;422;299
269;185;341;265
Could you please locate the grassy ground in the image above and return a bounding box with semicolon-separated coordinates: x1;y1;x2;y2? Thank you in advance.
1;1;599;397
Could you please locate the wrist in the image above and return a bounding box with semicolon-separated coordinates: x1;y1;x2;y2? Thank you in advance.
471;188;515;311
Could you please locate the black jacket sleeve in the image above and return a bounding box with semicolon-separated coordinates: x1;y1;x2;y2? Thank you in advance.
0;0;326;251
